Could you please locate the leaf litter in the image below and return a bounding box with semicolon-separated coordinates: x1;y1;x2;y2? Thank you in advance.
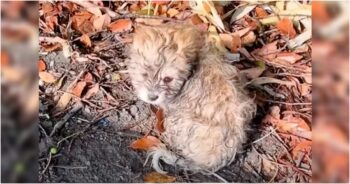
38;1;312;183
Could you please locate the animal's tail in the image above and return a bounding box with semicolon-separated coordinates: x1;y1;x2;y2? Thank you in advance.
147;144;187;174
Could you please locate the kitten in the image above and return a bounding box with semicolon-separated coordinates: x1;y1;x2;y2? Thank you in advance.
128;24;256;173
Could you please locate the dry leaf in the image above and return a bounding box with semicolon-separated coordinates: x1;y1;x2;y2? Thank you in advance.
39;72;56;83
93;14;107;31
41;2;54;14
41;42;62;52
108;19;132;32
84;83;99;99
55;92;72;111
283;116;310;131
291;140;311;159
144;172;176;183
38;59;46;72
252;41;278;60
219;34;232;50
167;8;179;18
72;11;95;34
240;61;265;79
72;81;86;97
130;3;141;12
274;52;303;64
152;0;170;5
83;72;93;83
255;6;268;18
130;136;161;151
276;18;296;38
80;34;92;47
299;83;311;96
45;15;58;31
241;31;256;45
231;34;241;53
1;52;10;67
312;2;330;24
151;105;165;133
190;14;203;25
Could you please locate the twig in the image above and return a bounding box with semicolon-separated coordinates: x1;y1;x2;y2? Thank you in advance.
56;129;85;147
52;165;87;169
263;99;311;105
270;128;294;163
207;171;228;183
50;101;83;136
39;123;48;137
252;127;276;144
40;153;52;175
269;167;279;183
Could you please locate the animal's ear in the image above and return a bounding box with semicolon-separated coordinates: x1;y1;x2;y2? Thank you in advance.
172;26;206;63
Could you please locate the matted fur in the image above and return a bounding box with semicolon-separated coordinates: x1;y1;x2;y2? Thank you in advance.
128;24;256;173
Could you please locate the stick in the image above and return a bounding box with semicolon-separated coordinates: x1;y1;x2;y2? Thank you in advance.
50;101;83;136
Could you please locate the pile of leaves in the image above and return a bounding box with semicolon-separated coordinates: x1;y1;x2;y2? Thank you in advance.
38;0;312;182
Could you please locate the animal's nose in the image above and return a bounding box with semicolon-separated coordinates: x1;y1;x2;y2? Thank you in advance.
148;94;159;101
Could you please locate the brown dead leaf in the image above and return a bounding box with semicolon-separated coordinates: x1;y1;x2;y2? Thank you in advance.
150;105;165;133
299;83;311;96
190;14;203;25
144;172;176;183
41;2;54;14
152;105;165;133
219;33;241;53
38;59;46;72
152;0;170;5
291;140;311;159
255;6;268;18
276;18;297;38
45;15;58;31
55;92;73;112
274;52;303;64
83;72;93;83
231;34;241;53
41;42;62;52
39;72;56;83
72;11;95;34
279;116;310;133
240;61;265;79
84;83;100;99
241;31;256;45
167;8;179;18
130;3;141;12
62;2;78;12
72;81;87;97
108;19;132;32
252;41;278;60
80;34;92;47
130;136;161;151
312;2;330;24
93;14;109;31
1;52;10;68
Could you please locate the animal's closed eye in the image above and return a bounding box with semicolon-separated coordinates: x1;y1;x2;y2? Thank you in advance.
142;73;148;78
163;76;173;83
